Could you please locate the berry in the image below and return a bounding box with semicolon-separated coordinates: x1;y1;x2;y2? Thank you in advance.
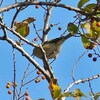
90;19;94;23
35;78;40;83
7;82;11;85
24;91;29;96
96;21;100;27
34;37;38;41
50;24;54;27
6;85;11;89
41;76;46;80
93;57;97;62
35;5;39;9
8;90;12;94
88;53;92;58
37;70;41;75
25;96;30;100
58;26;62;30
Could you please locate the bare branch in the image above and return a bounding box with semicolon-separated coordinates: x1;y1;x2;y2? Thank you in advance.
18;63;30;99
62;74;100;100
4;36;50;82
11;6;22;28
42;6;53;42
22;76;39;86
32;22;42;41
0;2;88;15
39;44;55;78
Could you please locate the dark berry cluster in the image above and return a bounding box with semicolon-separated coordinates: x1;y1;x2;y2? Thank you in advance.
88;53;97;62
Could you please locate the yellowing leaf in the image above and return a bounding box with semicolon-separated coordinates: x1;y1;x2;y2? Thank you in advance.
14;17;35;37
67;23;78;35
90;21;100;39
73;88;87;97
91;21;100;32
15;21;29;37
78;0;89;9
81;22;90;32
49;78;62;99
82;22;98;40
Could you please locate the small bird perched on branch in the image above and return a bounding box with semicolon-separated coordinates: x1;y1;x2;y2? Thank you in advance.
32;33;72;60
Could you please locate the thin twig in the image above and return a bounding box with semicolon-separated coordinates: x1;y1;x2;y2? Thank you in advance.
0;17;7;37
25;68;36;78
0;0;3;6
11;6;22;28
18;63;31;99
72;50;88;81
88;80;94;96
93;49;100;57
12;48;17;100
32;22;42;41
22;76;39;86
39;44;55;79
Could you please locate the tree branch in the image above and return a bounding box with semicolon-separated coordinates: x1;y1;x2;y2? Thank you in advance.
0;1;88;15
12;48;17;100
0;22;38;47
11;6;22;28
3;36;50;82
42;6;53;42
62;74;100;100
39;44;55;78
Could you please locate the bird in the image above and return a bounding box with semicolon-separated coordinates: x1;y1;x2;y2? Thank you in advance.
32;33;72;60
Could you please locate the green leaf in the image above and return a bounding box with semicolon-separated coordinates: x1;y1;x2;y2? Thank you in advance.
67;23;78;35
94;92;100;100
81;34;96;49
78;0;89;9
73;88;87;98
62;92;73;97
82;3;96;12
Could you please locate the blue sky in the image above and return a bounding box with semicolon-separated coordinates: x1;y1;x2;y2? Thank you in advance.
0;0;100;100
